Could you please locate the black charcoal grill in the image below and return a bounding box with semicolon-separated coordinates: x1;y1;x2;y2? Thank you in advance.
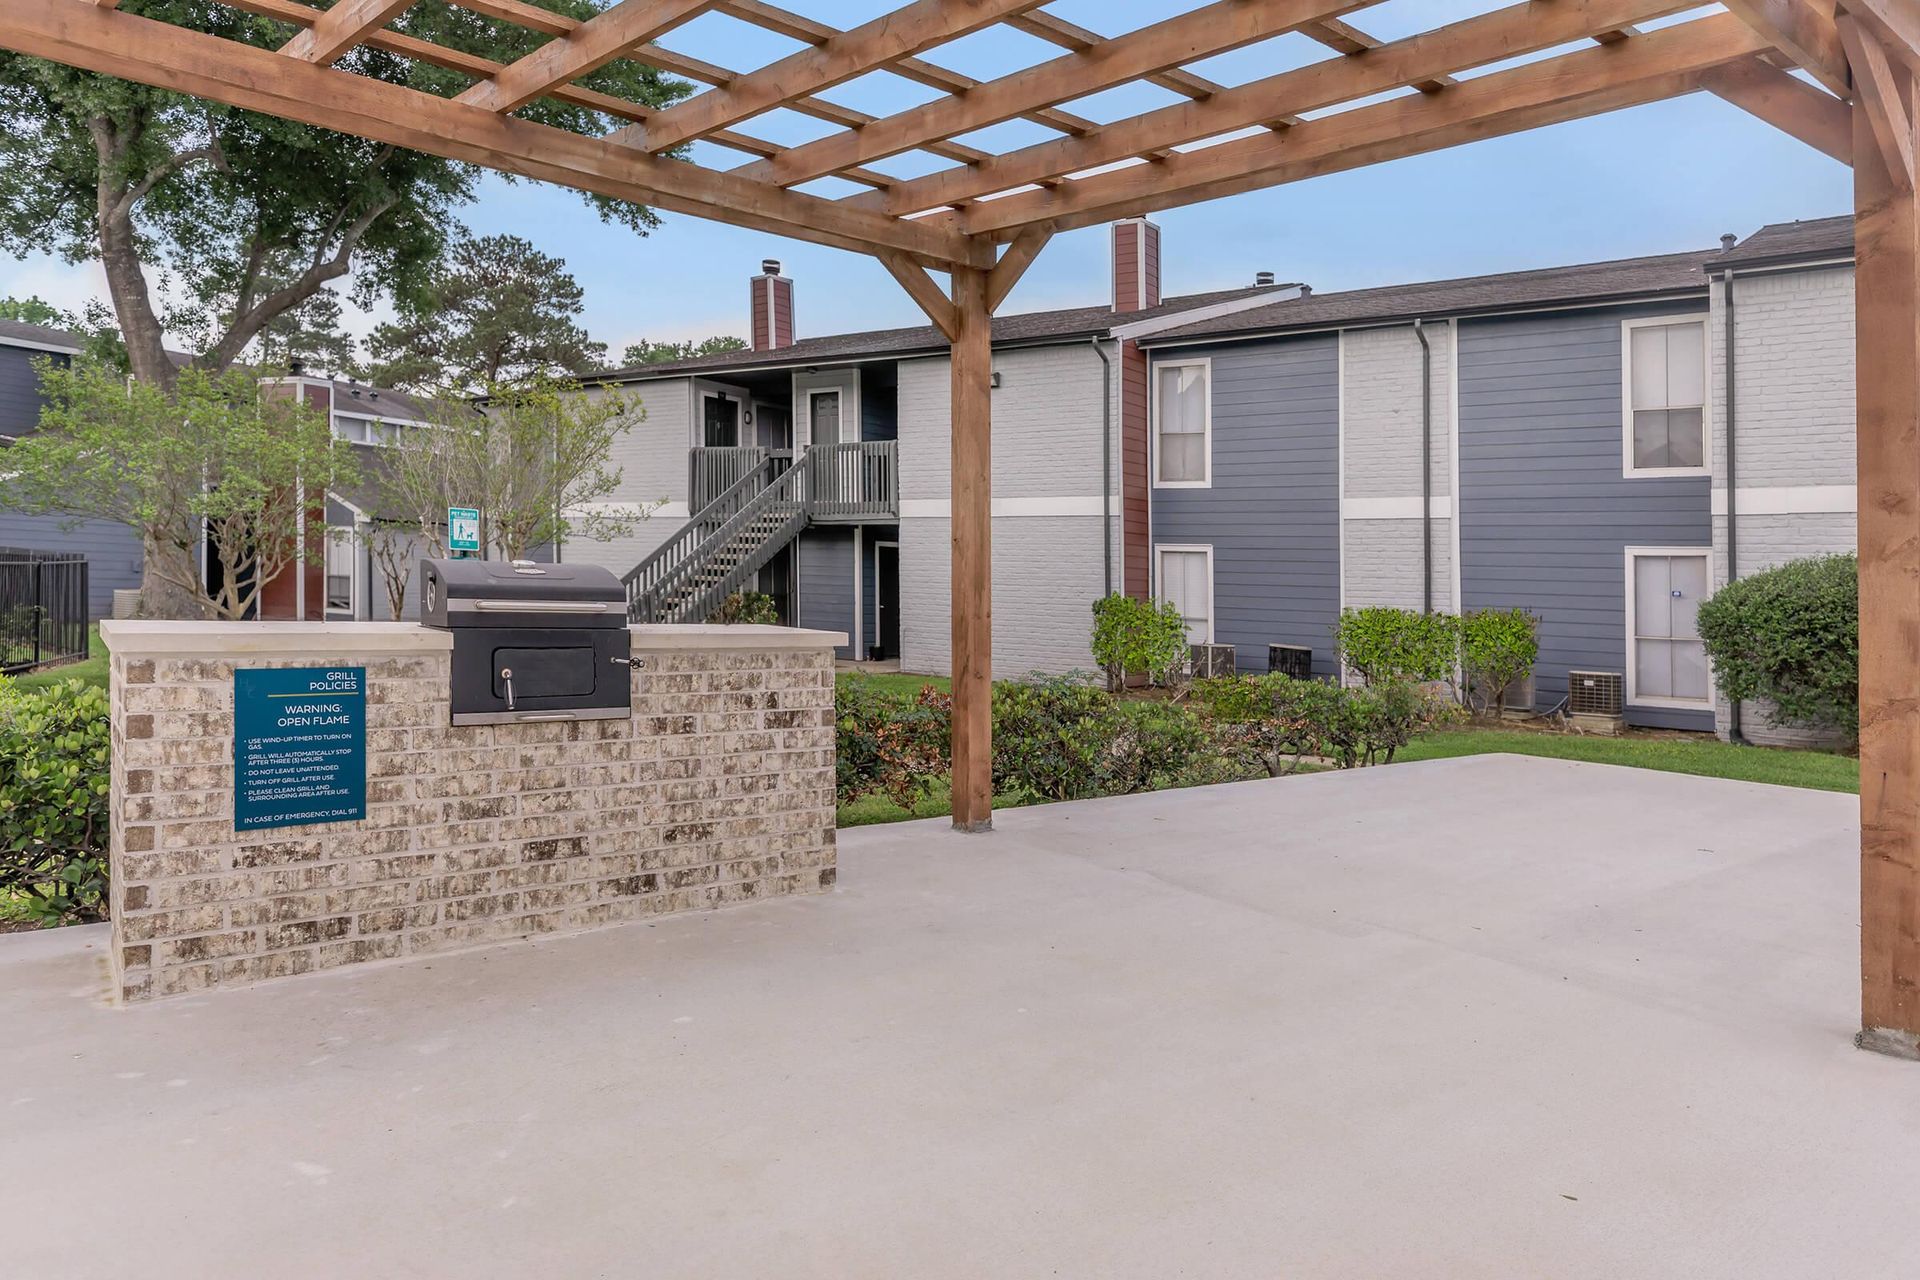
418;558;632;725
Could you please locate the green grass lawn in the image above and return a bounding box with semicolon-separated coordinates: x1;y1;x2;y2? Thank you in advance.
1395;725;1858;793
837;670;950;698
8;625;106;691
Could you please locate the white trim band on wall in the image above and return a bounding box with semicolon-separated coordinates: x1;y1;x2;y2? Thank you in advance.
1342;496;1455;520
899;496;1115;518
1710;485;1856;516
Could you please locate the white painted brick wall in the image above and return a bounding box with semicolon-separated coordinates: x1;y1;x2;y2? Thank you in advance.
564;378;691;576
899;514;1116;678
1340;323;1453;500
1703;266;1855;747
1709;265;1855;489
897;344;1120;501
1340;323;1456;612
1342;518;1454;612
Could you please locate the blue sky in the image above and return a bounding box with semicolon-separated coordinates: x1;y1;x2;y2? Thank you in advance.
0;1;1852;363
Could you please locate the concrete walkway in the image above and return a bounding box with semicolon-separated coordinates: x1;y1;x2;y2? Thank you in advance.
4;755;1913;1278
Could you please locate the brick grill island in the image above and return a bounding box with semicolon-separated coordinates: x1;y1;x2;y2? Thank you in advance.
100;621;842;1003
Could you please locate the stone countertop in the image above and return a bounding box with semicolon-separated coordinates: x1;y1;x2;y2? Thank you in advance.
101;620;849;656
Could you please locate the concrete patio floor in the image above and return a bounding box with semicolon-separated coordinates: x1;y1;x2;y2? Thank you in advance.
5;754;1916;1278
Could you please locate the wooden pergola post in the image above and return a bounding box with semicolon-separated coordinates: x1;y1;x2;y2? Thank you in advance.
948;265;995;831
1853;51;1920;1060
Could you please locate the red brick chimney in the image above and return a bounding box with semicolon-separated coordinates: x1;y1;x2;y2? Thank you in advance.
1112;217;1161;313
750;258;794;351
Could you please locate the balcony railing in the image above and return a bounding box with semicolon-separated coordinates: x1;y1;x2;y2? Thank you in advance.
687;441;896;522
806;441;898;522
689;446;771;513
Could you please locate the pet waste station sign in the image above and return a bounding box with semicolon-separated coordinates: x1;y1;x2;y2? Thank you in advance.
233;666;367;831
448;506;481;554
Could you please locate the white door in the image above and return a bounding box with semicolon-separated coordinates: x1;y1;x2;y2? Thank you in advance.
1156;547;1213;644
1630;551;1711;705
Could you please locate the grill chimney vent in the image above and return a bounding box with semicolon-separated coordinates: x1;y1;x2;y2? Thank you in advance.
761;258;782;276
1255;270;1275;286
1720;233;1737;251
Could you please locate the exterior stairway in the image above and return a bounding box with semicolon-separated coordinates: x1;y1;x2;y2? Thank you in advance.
624;441;896;624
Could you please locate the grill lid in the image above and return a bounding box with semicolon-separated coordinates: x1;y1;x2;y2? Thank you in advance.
419;558;626;628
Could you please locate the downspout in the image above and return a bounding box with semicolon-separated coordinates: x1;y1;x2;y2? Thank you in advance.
1413;319;1434;614
1091;335;1114;596
1722;264;1743;744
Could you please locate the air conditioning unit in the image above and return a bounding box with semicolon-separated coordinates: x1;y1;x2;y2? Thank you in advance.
1190;643;1236;679
1267;644;1312;681
1568;670;1624;716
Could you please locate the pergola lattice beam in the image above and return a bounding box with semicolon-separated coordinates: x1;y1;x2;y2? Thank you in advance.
280;0;415;65
733;0;1367;190
225;0;905;188
945;11;1774;238
455;0;717;115
1723;0;1852;96
851;0;1710;218
713;0;1100;154
631;0;1049;153
0;0;986;267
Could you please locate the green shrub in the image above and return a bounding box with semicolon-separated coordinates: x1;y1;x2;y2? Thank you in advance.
834;676;952;808
1194;672;1457;773
1090;593;1191;690
1197;673;1333;777
708;591;781;625
1333;606;1460;686
1097;699;1208;795
1460;608;1539;717
1698;553;1857;740
991;674;1115;802
0;678;111;925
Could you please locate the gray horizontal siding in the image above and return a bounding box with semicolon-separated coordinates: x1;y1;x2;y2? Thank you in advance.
1149;334;1341;676
0;345;61;437
796;527;855;658
1457;304;1713;729
0;513;142;619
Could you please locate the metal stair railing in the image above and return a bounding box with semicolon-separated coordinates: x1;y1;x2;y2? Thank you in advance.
647;459;810;623
624;440;901;624
624;454;777;621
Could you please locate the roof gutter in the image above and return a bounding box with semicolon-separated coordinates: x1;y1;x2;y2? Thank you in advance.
1414;319;1434;615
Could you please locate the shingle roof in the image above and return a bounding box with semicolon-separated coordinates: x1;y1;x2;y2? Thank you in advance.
1140;249;1725;345
323;376;439;423
597;284;1294;380
1713;215;1853;268
0;318;83;352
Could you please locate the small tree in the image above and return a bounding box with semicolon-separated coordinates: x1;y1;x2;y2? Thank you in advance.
0;360;353;619
1333;606;1460;687
361;377;657;607
1698;553;1857;741
1090;593;1191;691
1460;608;1539;718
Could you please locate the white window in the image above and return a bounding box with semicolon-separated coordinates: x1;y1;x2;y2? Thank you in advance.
1622;316;1708;477
324;527;356;617
1626;548;1713;708
1153;359;1211;487
1155;545;1213;644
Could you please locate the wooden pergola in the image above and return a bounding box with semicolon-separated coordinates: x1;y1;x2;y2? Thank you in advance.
6;0;1918;1053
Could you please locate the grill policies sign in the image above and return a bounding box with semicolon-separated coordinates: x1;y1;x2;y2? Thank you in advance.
233;666;367;831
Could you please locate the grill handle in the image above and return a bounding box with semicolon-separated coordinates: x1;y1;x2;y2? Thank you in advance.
500;666;514;711
470;599;610;613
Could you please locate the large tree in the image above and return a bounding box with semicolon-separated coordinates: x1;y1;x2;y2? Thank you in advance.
362;232;607;393
620;335;749;367
0;0;688;614
0;1;690;390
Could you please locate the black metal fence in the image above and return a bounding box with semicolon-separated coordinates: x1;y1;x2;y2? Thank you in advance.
0;547;90;675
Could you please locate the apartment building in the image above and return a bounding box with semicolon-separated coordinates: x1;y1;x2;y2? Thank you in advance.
1136;216;1855;743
